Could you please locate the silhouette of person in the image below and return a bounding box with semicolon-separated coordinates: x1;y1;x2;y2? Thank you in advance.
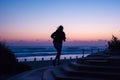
51;25;66;66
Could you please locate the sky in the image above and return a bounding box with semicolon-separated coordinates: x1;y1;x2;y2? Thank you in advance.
0;0;120;46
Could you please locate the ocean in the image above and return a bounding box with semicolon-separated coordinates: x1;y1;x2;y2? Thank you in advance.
8;46;106;61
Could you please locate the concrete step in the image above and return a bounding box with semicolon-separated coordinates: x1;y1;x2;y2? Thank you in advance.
85;60;109;65
77;57;108;64
108;56;120;66
51;67;110;80
52;67;76;80
61;64;120;79
79;57;108;60
70;62;120;73
8;67;52;80
43;67;55;80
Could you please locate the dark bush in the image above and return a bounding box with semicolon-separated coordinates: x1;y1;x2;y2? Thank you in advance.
0;42;17;63
0;41;31;75
108;35;120;51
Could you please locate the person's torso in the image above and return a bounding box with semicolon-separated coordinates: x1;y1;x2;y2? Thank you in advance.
53;31;65;43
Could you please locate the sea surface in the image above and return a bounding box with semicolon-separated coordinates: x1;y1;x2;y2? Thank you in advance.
8;46;106;61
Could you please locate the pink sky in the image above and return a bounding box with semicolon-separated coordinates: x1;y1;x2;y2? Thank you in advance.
0;0;120;46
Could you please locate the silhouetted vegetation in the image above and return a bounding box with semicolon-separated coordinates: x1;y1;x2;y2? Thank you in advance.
0;41;31;79
108;35;120;51
0;42;17;63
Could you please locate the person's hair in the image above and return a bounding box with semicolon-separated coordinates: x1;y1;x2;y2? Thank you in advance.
56;25;63;32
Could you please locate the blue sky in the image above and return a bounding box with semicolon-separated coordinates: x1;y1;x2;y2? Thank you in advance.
0;0;120;43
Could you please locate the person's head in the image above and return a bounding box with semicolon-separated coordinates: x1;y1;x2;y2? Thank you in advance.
57;25;63;31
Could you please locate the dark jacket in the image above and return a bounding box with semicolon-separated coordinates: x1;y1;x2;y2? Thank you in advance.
51;31;66;44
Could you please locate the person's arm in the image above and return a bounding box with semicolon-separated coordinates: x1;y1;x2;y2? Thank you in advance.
51;32;55;39
63;32;66;42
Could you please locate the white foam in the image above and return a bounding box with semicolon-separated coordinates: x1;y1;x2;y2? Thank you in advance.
17;54;89;62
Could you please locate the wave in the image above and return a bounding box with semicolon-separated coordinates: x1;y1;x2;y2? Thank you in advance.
9;46;106;57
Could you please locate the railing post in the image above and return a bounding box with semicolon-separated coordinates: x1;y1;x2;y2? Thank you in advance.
82;49;84;58
50;57;53;61
42;58;44;61
34;58;36;62
76;56;78;59
64;57;66;60
24;58;27;62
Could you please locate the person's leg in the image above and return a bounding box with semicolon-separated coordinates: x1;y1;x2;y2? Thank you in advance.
53;49;60;66
53;42;62;66
53;44;58;66
57;49;61;65
54;48;60;60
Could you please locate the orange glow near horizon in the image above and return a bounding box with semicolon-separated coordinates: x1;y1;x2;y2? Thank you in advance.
1;30;114;41
1;24;119;41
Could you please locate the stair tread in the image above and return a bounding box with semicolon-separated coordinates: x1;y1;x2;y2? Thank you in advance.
79;57;107;60
86;60;107;62
71;62;120;70
52;67;109;80
62;64;120;76
43;68;55;80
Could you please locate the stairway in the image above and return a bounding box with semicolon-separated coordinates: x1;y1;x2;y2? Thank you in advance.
9;55;120;80
43;56;120;80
